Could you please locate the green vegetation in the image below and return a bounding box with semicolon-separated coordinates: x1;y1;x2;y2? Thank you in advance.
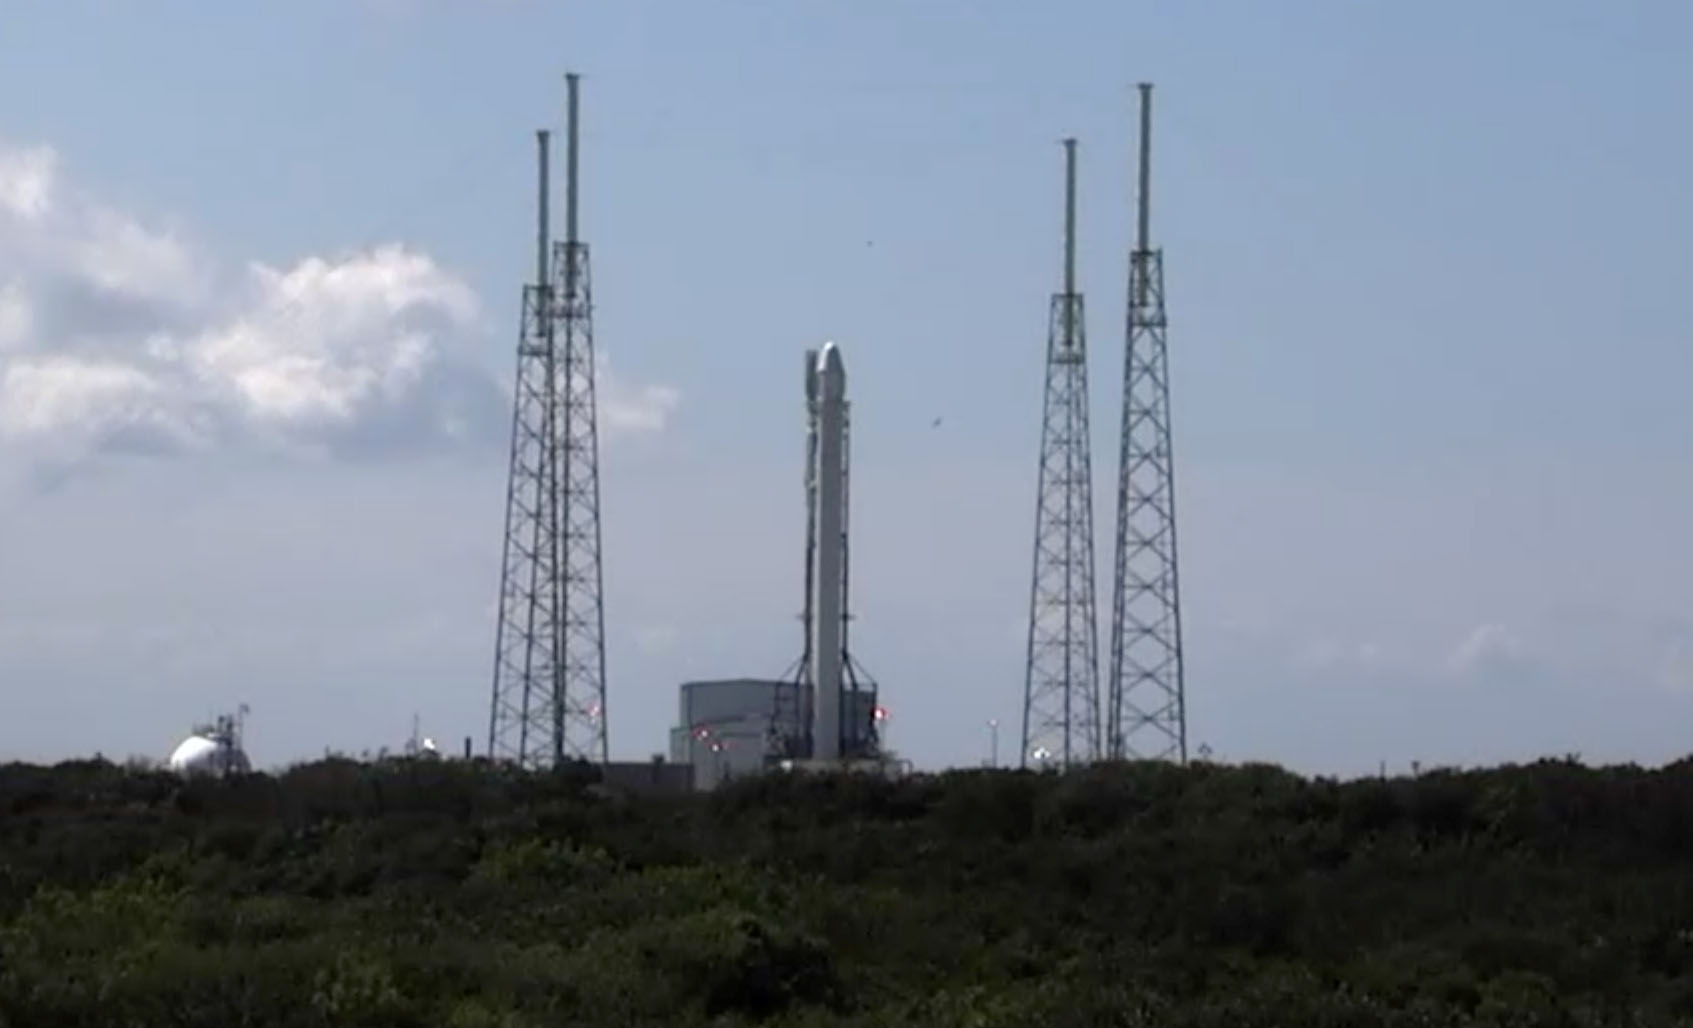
4;756;1693;1025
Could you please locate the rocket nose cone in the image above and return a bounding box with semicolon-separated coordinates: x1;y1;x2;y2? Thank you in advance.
819;341;843;374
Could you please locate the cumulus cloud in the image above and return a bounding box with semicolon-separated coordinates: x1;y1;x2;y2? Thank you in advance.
0;140;678;467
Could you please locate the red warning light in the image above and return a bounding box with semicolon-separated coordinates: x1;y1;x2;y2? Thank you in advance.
873;706;889;721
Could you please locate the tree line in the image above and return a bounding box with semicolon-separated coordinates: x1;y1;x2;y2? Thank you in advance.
4;754;1693;1025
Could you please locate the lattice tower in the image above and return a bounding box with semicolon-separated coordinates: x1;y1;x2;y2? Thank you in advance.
1106;82;1187;762
1021;138;1103;769
489;74;609;768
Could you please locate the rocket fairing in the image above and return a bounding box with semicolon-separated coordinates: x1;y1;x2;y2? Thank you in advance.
810;341;847;760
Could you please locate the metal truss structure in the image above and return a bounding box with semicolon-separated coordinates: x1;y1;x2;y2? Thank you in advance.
1022;138;1103;769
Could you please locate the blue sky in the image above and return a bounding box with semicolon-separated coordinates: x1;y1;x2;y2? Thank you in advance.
1;1;1690;775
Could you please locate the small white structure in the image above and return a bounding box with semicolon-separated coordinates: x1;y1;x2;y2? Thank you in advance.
403;714;443;760
167;708;251;777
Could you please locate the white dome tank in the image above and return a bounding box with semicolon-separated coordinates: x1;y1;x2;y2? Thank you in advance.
167;734;251;776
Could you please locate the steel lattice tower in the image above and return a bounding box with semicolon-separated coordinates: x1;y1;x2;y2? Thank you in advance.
489;74;610;768
1106;83;1187;762
1021;138;1102;769
488;129;563;768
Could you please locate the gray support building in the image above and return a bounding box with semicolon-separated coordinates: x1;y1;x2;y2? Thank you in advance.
670;678;877;790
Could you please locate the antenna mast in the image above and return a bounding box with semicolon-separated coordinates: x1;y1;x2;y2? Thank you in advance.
552;71;611;764
489;129;564;768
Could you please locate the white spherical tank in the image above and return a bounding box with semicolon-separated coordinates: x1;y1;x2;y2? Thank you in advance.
167;734;251;777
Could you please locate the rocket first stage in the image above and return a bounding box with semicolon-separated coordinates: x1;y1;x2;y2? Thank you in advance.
807;342;847;760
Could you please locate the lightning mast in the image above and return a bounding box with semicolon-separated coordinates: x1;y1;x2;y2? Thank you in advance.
488;129;564;769
1021;139;1103;769
488;74;610;768
552;72;611;764
1106;83;1187;762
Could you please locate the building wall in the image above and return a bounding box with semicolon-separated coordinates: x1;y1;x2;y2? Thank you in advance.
672;678;881;791
674;679;781;791
678;680;759;722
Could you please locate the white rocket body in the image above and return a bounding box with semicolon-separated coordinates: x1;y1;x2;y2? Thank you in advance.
810;342;847;760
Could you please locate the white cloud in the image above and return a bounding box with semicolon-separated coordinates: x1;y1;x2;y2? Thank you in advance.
191;246;477;429
597;351;682;438
0;140;679;466
72;205;207;304
1446;622;1527;678
0;145;55;221
0;356;186;445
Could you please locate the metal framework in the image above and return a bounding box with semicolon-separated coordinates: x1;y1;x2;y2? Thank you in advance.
1106;83;1187;762
1021;138;1102;769
489;74;610;768
771;353;819;760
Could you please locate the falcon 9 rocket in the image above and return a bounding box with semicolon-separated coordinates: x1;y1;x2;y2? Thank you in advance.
808;341;847;760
